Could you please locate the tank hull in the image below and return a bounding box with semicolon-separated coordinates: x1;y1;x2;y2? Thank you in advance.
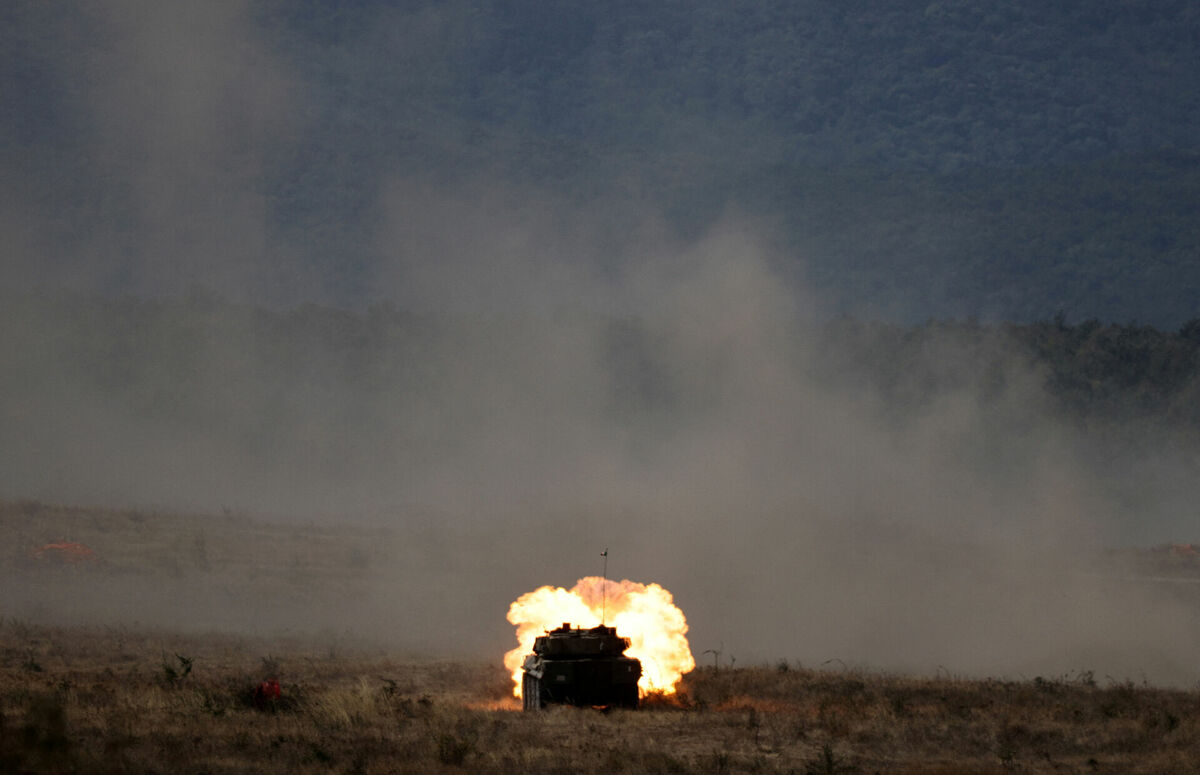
522;654;640;709
520;624;642;710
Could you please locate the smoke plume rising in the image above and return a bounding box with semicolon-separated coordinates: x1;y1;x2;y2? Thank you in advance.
3;2;1200;686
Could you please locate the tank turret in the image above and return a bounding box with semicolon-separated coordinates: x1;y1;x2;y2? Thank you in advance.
521;623;642;710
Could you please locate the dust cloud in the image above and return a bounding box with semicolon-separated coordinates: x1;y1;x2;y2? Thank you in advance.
3;2;1200;685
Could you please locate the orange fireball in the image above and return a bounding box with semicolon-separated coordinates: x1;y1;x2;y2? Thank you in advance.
504;577;695;697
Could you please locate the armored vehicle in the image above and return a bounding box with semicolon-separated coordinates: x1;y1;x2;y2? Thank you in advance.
521;623;642;710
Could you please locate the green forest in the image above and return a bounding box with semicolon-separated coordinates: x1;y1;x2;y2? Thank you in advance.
4;0;1199;324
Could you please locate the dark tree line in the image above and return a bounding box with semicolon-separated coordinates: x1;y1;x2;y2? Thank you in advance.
7;294;1200;434
819;313;1200;430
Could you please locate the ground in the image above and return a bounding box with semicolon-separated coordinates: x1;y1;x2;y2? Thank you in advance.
2;620;1200;774
4;501;1200;772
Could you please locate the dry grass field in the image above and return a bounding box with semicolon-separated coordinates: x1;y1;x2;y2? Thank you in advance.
5;500;1200;773
3;619;1200;774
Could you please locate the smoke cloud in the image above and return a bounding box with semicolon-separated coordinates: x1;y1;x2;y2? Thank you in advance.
3;2;1200;686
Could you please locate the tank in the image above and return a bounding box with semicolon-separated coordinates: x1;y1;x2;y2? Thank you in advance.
521;623;642;710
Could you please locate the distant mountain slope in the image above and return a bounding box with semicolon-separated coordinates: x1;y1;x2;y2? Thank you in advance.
2;1;1198;322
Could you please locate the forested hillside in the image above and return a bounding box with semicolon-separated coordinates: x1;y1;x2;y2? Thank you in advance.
3;1;1199;323
819;314;1200;429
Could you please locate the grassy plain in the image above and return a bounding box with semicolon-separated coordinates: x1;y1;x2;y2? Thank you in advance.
4;619;1200;774
4;500;1200;773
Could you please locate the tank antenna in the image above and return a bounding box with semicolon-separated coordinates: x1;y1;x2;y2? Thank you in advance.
600;548;609;625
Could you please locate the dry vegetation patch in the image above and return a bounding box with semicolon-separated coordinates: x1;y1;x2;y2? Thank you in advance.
2;621;1199;773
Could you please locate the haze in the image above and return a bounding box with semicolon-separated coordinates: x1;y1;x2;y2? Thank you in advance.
4;2;1200;685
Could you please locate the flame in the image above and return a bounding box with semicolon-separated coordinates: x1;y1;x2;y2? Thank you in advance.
504;577;695;698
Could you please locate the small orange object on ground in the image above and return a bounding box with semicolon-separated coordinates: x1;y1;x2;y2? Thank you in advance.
30;542;96;563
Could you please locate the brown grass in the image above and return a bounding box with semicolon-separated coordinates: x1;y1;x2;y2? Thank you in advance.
3;620;1199;774
0;499;390;582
